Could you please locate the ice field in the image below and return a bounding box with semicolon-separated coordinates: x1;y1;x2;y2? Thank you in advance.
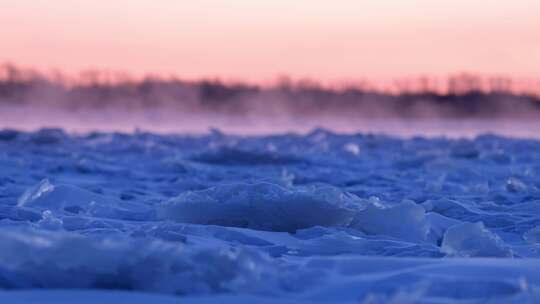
1;127;540;303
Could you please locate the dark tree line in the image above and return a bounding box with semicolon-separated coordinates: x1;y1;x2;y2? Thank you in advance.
1;63;539;119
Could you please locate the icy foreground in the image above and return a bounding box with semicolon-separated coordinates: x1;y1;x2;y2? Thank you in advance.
1;129;540;303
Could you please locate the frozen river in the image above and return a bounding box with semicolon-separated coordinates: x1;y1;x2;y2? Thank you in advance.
1;127;540;303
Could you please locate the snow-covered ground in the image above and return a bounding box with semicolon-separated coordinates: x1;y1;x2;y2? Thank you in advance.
1;127;540;303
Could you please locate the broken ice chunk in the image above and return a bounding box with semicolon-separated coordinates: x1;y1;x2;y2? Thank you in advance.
18;179;155;221
349;200;429;243
158;182;359;232
441;222;513;257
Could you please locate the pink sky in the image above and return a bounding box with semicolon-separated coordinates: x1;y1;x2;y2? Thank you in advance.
0;0;539;84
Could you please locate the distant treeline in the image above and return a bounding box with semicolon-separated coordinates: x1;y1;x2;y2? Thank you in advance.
1;63;539;119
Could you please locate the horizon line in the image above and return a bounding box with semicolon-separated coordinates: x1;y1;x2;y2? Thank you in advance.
1;62;540;97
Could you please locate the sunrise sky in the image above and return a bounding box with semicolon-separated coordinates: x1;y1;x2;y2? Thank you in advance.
0;0;539;84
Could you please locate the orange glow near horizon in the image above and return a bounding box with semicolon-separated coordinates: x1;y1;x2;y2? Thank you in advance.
1;0;539;84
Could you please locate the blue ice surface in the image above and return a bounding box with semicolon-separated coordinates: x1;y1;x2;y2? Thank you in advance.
1;127;540;303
